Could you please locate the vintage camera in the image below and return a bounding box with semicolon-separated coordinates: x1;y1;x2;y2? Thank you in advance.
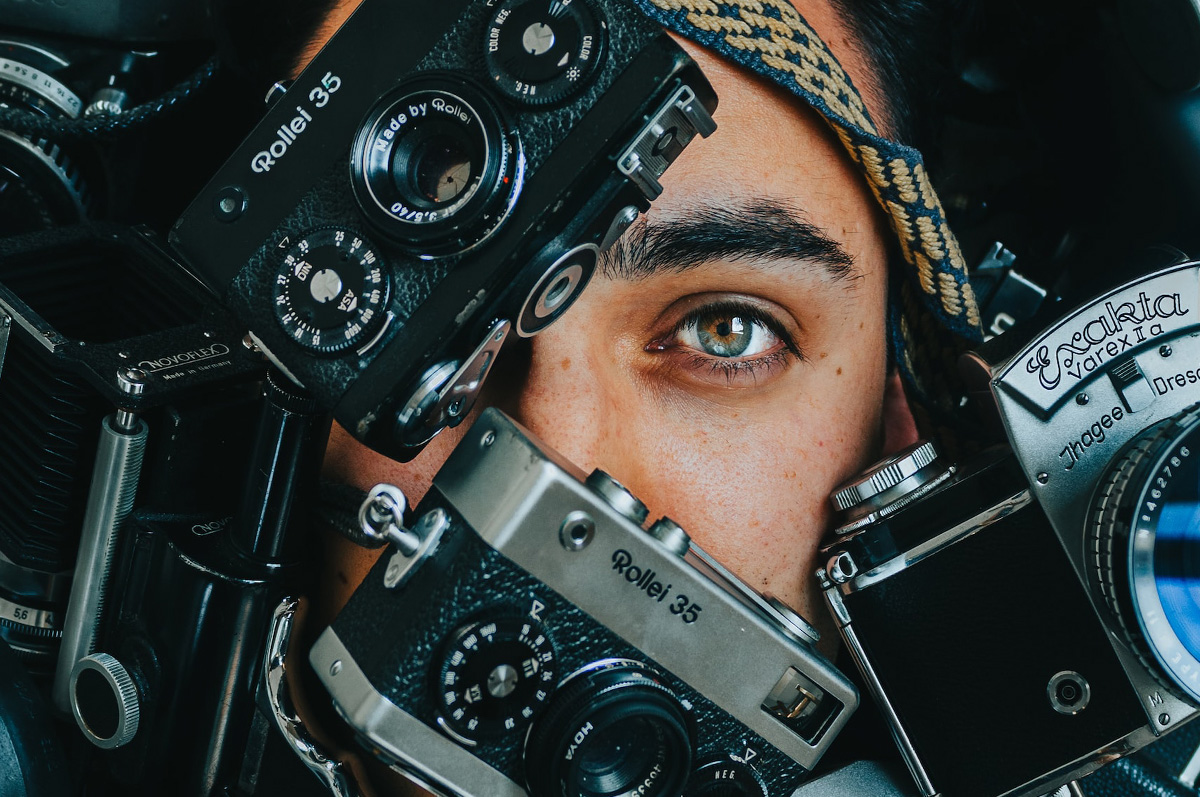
0;0;225;236
0;225;341;795
170;0;717;460
820;259;1200;797
310;407;858;797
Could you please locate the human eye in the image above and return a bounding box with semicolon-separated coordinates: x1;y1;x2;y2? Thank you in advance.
645;298;802;386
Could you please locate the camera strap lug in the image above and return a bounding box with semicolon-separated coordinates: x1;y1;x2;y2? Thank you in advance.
358;485;451;591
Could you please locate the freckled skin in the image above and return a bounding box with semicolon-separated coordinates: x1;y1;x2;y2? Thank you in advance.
311;2;901;791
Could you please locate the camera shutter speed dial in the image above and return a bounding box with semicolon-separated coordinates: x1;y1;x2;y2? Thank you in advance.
272;228;390;355
435;614;558;742
485;0;607;105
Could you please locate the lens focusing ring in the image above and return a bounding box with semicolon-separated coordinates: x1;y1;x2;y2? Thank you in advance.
352;75;521;256
525;659;694;797
1090;403;1200;703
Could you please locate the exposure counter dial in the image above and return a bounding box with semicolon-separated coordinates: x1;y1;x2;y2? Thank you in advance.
435;614;558;741
272;228;389;355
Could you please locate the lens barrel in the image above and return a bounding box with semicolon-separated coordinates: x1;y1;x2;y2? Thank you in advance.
351;75;521;256
525;659;694;797
0;44;89;235
1092;405;1200;703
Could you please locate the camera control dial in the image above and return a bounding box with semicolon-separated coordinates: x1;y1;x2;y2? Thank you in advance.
271;228;390;355
485;0;607;105
435;614;558;741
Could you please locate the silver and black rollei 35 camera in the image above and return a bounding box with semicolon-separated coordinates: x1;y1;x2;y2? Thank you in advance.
312;409;858;796
821;260;1200;797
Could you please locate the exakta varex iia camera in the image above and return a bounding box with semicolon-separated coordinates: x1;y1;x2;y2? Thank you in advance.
170;0;717;459
821;259;1200;797
311;408;859;797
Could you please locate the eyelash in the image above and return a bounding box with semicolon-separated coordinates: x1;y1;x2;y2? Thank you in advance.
650;301;803;382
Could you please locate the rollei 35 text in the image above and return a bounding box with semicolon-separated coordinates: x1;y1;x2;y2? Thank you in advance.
611;549;702;624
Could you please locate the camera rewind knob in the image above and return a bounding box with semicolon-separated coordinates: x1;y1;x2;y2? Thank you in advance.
831;441;954;534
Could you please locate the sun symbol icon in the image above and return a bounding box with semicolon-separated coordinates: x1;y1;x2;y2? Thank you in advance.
566;66;580;81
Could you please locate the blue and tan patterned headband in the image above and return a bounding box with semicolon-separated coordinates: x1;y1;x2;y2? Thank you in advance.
630;0;983;420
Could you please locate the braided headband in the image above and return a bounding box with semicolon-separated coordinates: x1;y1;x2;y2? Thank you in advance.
629;0;983;418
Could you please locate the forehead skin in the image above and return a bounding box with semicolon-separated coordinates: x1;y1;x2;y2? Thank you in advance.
313;4;891;788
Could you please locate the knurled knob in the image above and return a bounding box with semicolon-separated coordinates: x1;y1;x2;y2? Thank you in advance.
70;652;140;749
831;441;939;513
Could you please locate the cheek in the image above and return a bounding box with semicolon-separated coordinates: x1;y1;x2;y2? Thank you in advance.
558;384;884;638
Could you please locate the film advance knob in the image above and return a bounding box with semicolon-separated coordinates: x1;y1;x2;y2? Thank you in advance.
831;441;952;534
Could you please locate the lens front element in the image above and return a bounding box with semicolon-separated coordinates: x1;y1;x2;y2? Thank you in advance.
525;659;694;797
352;76;521;255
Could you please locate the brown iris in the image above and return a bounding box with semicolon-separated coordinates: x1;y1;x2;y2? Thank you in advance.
696;312;752;357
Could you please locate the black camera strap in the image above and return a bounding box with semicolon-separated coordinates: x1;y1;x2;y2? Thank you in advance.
0;56;220;142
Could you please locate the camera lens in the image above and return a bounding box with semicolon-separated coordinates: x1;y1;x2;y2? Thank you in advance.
525;659;694;797
1092;405;1200;703
352;75;521;256
0;44;89;234
576;717;663;792
408;132;474;205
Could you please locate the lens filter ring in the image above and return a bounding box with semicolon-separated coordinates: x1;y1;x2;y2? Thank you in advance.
1091;404;1200;702
351;74;522;256
525;658;694;797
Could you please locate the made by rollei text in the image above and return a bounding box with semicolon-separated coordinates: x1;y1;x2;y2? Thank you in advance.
251;71;343;174
1026;291;1189;391
610;549;703;624
373;96;469;155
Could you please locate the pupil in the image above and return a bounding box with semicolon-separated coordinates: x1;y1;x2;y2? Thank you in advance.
698;313;752;357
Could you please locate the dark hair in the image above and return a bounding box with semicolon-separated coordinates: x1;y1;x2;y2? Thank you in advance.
828;0;951;151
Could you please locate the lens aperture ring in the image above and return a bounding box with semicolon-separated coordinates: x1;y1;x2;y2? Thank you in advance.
351;75;522;256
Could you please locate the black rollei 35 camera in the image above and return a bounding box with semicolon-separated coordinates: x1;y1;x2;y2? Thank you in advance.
170;0;717;459
311;408;858;797
820;260;1200;797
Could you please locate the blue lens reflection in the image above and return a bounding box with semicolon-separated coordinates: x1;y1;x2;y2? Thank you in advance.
1154;458;1200;661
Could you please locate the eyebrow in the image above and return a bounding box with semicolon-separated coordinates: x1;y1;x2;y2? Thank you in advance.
598;198;860;284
